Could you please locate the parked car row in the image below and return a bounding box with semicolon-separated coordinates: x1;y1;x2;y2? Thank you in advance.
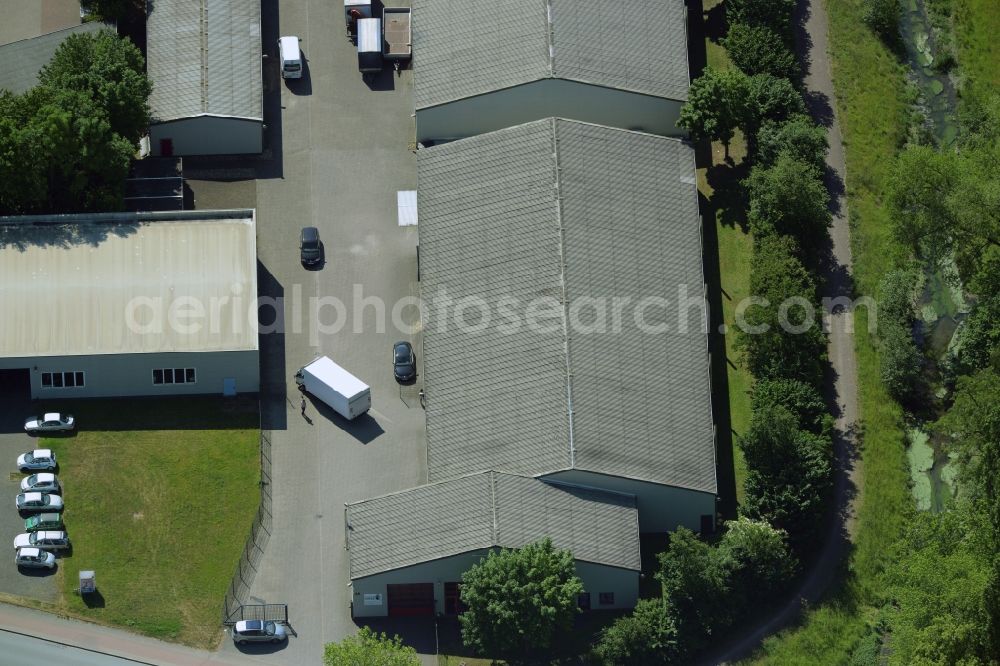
14;445;68;571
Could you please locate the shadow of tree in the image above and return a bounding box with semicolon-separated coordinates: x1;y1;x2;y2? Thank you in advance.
0;219;140;251
704;161;751;232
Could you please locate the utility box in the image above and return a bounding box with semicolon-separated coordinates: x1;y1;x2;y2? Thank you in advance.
79;570;96;594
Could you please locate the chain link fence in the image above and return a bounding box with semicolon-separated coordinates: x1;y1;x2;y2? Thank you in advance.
222;430;273;624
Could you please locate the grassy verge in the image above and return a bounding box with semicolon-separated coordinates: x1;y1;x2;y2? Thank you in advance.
39;397;259;648
743;0;914;661
953;0;1000;91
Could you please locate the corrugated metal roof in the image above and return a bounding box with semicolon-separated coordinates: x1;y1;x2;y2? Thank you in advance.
146;0;262;122
0;210;258;357
346;471;640;578
412;0;689;110
418;119;716;495
0;22;108;95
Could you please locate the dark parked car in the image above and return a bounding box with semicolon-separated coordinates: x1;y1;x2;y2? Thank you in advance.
300;226;322;266
393;341;416;382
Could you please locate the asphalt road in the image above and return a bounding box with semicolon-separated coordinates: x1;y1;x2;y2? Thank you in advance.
223;0;429;662
0;630;149;665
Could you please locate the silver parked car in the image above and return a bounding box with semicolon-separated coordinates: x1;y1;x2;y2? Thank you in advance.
20;473;60;494
15;547;55;570
17;449;56;473
14;530;70;551
232;620;288;644
16;492;63;513
24;413;75;434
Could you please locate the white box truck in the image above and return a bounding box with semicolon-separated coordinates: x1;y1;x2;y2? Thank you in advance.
295;356;371;420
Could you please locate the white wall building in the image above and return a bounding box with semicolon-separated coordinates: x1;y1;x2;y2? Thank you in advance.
0;210;260;398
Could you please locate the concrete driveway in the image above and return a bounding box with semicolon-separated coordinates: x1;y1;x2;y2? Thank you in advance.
225;0;427;662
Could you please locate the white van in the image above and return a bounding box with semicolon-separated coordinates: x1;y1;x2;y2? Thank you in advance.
278;36;302;79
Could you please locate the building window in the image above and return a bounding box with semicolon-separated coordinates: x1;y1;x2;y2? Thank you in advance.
153;368;196;385
599;592;615;606
41;371;85;389
577;592;591;611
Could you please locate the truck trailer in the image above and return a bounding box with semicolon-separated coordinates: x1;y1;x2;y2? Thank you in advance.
295;356;371;420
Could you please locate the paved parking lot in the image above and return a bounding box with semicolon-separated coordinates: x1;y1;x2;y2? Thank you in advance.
0;386;58;603
218;0;427;662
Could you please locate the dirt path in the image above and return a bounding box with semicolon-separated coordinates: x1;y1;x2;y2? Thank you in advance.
704;0;863;661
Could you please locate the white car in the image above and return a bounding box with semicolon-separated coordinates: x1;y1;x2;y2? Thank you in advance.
24;413;75;434
16;492;63;513
17;449;56;472
14;531;70;552
232;620;288;644
20;473;60;494
15;547;55;570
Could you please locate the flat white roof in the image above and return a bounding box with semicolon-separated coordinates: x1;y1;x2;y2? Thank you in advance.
0;210;258;358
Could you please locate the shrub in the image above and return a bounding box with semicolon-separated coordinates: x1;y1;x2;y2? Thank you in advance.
862;0;901;45
723;23;799;79
746;154;831;264
756;114;829;171
593;599;681;665
726;0;797;39
751;378;830;434
879;322;922;403
877;268;918;331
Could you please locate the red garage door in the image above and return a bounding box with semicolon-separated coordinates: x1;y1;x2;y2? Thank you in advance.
387;583;434;617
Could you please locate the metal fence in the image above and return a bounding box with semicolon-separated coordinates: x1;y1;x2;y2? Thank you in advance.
221;430;273;625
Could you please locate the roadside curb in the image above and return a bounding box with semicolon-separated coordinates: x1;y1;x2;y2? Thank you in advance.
0;625;157;664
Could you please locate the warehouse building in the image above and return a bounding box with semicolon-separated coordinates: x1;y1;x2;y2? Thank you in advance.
417;119;717;533
146;0;263;156
412;0;690;142
346;471;640;617
0;210;259;398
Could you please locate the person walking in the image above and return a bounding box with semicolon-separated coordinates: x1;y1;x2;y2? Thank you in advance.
300;396;306;416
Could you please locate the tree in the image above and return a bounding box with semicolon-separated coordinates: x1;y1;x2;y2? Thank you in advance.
678;67;750;159
744;74;806;151
862;0;901;46
39;29;151;144
79;0;144;22
723;23;798;80
756;114;828;171
887;145;958;266
877;269;918;331
746;154;831;263
879;324;922;403
593;599;681;665
726;0;797;39
717;517;797;603
459;538;583;662
736;234;827;388
323;627;419;666
751;378;830;435
951;296;1000;374
739;406;833;551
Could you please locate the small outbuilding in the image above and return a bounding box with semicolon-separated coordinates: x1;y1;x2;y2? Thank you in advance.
346;471;641;618
412;0;691;142
145;0;263;156
0;209;260;398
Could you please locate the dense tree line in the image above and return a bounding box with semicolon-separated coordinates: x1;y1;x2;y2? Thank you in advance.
0;29;150;214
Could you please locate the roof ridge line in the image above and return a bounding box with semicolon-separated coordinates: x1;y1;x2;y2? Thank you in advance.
550;119;575;470
545;0;555;77
489;471;499;545
200;0;208;113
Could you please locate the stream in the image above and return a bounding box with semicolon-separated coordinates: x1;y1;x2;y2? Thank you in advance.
898;0;966;512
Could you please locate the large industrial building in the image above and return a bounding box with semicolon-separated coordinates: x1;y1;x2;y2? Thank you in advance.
347;119;717;617
412;0;691;142
0;210;260;398
346;471;640;617
417;118;717;533
146;0;263;156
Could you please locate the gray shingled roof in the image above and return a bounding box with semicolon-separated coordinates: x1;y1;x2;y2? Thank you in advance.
418;119;717;495
346;472;640;578
0;22;108;96
412;0;690;109
146;0;262;122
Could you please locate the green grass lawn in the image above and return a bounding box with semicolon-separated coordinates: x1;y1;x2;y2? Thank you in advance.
954;0;1000;92
742;0;915;661
37;397;259;648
